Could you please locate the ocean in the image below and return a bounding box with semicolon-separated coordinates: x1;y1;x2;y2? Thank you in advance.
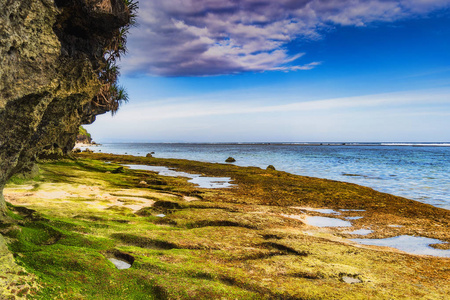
83;143;450;210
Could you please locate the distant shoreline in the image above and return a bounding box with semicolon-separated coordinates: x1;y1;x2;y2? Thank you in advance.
74;142;101;148
83;142;450;147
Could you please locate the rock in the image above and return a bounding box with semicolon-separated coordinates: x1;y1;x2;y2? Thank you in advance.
111;167;125;174
266;165;276;171
139;181;147;186
73;148;82;153
0;0;132;214
146;153;153;158
225;157;236;163
341;276;362;284
77;126;92;144
83;148;93;153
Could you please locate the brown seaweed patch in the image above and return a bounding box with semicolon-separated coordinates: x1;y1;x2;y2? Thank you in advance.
186;220;257;229
288;271;325;280
430;243;450;250
260;242;308;256
153;200;183;212
112;233;179;250
261;234;283;240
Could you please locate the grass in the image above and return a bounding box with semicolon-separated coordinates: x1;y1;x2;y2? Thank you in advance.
1;153;449;299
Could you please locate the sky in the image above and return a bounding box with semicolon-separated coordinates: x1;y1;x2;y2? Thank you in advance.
87;0;450;143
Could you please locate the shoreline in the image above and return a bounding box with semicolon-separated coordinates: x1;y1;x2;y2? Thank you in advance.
2;152;449;299
74;144;450;211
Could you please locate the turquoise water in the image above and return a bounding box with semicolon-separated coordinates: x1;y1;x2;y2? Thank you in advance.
86;143;450;210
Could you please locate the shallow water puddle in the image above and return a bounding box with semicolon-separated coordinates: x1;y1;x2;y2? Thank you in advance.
305;216;352;227
188;176;235;188
124;165;235;188
306;208;341;215
345;216;363;220
108;258;132;270
351;235;450;257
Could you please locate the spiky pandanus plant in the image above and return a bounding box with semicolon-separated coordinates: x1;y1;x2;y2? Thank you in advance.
91;0;138;115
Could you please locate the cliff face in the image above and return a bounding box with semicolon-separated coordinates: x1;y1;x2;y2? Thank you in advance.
0;0;130;215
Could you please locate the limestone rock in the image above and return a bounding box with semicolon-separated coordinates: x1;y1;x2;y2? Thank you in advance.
0;0;131;215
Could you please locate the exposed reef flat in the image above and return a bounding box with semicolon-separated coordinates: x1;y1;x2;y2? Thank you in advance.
1;153;449;299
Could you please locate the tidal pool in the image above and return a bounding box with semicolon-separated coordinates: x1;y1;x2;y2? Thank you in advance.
305;216;352;227
351;235;450;257
302;208;341;215
345;216;363;220
108;258;132;270
124;165;235;188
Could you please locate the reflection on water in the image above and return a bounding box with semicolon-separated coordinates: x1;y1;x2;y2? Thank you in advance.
351;235;450;257
123;164;235;189
305;216;352;227
108;258;132;269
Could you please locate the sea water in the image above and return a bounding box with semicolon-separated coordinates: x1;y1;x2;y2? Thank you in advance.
85;143;450;210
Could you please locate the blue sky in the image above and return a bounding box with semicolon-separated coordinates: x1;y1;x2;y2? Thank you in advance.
87;0;450;142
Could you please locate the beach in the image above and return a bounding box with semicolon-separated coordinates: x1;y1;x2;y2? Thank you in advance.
1;152;449;299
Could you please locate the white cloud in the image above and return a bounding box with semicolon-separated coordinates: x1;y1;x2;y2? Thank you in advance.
89;88;450;142
121;0;450;76
104;88;450;121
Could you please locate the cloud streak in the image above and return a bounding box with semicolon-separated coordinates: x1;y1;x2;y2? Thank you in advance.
112;88;450;121
121;0;450;76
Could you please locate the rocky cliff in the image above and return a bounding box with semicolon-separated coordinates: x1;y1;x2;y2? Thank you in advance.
0;0;132;216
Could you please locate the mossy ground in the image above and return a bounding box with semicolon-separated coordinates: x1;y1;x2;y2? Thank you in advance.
1;153;449;299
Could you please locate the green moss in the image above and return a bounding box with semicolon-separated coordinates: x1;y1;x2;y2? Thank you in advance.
1;153;449;299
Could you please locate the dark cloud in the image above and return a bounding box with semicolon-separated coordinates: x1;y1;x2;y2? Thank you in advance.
120;0;450;76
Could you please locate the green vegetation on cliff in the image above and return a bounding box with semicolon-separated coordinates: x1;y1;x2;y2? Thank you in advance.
77;126;92;144
1;154;449;299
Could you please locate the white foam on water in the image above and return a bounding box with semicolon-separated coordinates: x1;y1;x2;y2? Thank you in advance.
351;235;450;257
345;216;363;220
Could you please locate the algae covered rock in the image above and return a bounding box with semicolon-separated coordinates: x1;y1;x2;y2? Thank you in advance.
225;157;236;163
0;234;37;298
266;165;276;171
